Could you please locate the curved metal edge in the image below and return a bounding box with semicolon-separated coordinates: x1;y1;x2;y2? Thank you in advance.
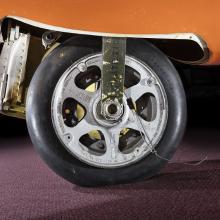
0;19;3;43
0;16;210;65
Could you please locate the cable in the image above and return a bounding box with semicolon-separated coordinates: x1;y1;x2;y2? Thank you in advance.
126;96;207;166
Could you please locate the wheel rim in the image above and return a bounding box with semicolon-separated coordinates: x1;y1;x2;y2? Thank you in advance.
51;54;168;168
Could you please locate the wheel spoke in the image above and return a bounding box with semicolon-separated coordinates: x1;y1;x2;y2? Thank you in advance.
126;109;158;140
125;80;158;102
102;128;121;160
62;79;95;111
65;119;98;146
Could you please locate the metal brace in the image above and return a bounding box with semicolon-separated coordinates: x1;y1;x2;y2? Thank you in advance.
0;26;30;117
101;37;126;120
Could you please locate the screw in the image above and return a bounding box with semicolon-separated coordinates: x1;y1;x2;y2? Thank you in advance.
78;63;87;72
64;134;72;142
147;77;155;86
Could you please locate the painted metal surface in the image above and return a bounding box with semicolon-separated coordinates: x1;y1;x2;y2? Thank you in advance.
0;0;219;64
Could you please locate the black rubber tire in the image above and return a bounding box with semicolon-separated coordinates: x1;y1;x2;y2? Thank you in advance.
26;36;187;187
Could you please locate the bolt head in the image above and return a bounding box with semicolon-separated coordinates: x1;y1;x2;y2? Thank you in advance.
78;63;87;72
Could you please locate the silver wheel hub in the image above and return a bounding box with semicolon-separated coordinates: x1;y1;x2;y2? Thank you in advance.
92;95;129;128
101;99;124;121
51;54;168;168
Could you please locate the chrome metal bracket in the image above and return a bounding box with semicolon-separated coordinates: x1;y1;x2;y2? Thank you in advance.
101;37;126;120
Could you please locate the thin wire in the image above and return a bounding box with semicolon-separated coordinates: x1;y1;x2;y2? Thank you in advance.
126;95;207;166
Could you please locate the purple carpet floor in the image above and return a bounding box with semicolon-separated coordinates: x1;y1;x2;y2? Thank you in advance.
1;128;220;220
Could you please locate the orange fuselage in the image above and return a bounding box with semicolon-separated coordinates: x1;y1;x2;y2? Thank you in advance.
0;0;219;64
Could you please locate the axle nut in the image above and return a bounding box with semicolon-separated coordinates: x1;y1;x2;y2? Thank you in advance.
101;99;123;121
